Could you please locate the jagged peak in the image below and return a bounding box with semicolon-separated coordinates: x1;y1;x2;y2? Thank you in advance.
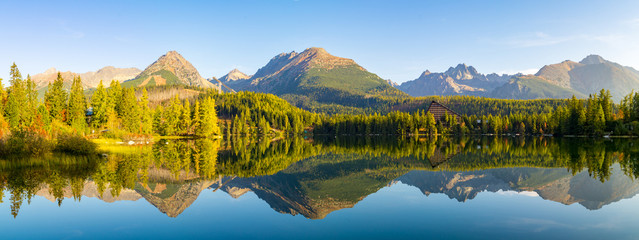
301;47;328;55
220;68;251;82
420;70;432;78
580;54;606;65
444;63;481;80
165;50;180;56
43;67;58;75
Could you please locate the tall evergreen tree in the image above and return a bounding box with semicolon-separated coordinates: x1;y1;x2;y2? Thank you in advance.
139;88;153;135
44;72;68;122
179;99;192;135
108;80;123;117
66;76;87;131
197;97;221;137
5;63;27;131
120;88;140;133
91;80;108;128
426;112;437;136
0;77;5;114
192;100;201;135
593;104;606;135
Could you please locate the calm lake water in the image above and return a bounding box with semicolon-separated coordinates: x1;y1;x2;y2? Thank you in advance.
2;136;639;239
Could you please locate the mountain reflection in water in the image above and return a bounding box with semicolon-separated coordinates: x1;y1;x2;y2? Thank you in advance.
1;136;638;219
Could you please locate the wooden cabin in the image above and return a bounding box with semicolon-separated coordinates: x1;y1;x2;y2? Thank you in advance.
426;101;461;123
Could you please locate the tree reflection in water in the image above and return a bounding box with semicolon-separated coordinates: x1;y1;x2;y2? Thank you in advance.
0;136;638;218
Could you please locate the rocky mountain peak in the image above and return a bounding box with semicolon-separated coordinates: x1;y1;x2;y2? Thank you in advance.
43;67;58;75
220;68;251;82
580;54;606;65
302;47;329;56
445;63;481;80
132;50;217;89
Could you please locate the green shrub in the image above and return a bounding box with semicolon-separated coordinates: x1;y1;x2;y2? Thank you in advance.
0;131;53;156
54;134;98;155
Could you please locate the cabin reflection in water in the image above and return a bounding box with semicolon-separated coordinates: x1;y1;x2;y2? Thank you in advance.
1;136;639;219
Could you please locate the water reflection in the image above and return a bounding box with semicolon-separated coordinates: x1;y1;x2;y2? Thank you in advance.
1;136;638;219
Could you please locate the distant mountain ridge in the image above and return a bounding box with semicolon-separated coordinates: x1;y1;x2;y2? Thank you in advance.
398;64;514;97
31;66;141;89
398;55;639;100
535;54;639;101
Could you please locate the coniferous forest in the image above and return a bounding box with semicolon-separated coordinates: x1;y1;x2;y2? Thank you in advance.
1;63;639;156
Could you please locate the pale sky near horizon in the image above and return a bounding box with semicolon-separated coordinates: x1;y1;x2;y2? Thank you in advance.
0;0;638;84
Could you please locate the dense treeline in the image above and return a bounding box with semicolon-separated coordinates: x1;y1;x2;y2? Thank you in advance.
394;96;568;116
0;64;225;155
313;89;639;137
284;92;571;116
0;64;97;155
212;91;318;136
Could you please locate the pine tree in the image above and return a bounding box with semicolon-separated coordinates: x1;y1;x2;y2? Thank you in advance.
0;77;6;115
593;103;606;136
197;97;221;137
179;99;192;135
108;80;123;117
164;95;182;136
153;106;165;135
120;88;140;133
426;112;437;136
598;89;613;121
25;75;38;128
191;100;201;135
139;88;153;135
5;63;27;131
91;80;108;128
0;76;7;136
66;76;87;131
44;72;68;122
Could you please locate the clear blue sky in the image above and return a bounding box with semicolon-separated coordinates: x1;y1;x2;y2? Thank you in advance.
1;0;638;83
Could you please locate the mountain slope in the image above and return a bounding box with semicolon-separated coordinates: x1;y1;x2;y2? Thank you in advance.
491;75;585;100
123;51;220;91
535;55;639;101
227;47;408;109
398;64;513;97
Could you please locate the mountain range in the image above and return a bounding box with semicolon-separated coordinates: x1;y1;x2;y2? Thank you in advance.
399;55;639;101
27;48;639;102
30;66;141;91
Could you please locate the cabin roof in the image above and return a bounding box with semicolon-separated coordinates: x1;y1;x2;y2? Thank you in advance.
427;101;460;116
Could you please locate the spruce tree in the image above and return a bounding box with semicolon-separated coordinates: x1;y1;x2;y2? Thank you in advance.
153;106;165;135
197;97;221;137
139;88;153;135
66;76;87;131
593;104;606;135
91;80;108;128
426;112;437;136
180;99;192;135
25;75;38;128
44;72;68;122
6;63;27;131
0;77;5;115
191;100;201;135
120;88;140;133
108;80;123;117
